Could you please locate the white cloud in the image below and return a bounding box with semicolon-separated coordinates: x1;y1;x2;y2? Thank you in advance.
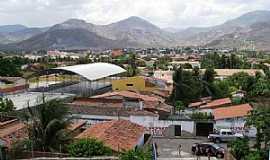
0;0;269;28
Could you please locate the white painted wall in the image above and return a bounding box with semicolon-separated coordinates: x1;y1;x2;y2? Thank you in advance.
215;117;256;137
137;134;145;147
130;115;195;134
72;114;195;136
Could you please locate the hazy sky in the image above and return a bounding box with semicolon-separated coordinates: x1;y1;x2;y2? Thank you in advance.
0;0;270;28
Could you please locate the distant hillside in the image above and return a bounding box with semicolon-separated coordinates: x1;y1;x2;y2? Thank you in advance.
1;10;270;50
0;25;27;33
176;10;270;50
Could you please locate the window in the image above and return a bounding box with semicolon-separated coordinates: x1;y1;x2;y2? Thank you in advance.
227;132;233;135
126;84;133;86
221;132;226;135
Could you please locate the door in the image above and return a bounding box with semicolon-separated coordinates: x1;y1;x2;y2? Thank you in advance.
196;122;214;136
175;125;181;136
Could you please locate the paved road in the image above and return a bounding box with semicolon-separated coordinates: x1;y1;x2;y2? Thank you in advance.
153;138;226;160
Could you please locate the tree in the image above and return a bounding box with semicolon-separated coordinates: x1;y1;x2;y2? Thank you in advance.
0;97;15;112
212;80;232;98
203;68;216;83
23;99;71;152
128;53;137;76
246;106;270;150
244;151;265;160
175;100;185;114
120;148;152;160
228;72;255;92
229;138;249;160
171;67;201;105
68;139;112;157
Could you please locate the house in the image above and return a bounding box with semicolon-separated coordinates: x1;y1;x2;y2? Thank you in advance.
90;90;171;113
188;98;232;113
0;117;27;148
213;103;255;136
76;120;145;152
153;71;174;84
0;77;29;95
68;92;210;137
111;49;123;58
153;69;265;83
169;61;201;68
112;76;160;92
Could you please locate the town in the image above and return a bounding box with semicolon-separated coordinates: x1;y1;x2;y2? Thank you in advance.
1;46;270;160
1;1;270;160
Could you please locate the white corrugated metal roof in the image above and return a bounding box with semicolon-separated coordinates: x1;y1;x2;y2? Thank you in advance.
55;63;126;81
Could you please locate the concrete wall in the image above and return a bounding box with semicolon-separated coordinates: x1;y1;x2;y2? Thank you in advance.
130;115;195;136
215;117;256;137
112;76;147;91
71;114;195;137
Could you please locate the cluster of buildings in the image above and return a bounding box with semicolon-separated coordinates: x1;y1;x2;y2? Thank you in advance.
0;52;263;158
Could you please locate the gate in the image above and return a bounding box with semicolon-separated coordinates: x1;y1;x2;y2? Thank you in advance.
196;122;213;136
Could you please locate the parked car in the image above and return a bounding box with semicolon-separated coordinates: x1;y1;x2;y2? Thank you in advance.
208;129;244;143
191;143;224;158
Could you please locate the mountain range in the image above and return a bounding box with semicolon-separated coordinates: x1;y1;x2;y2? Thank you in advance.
1;10;270;51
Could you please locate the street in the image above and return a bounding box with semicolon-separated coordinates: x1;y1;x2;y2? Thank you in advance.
153;137;226;160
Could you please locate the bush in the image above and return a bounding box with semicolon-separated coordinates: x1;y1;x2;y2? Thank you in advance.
68;139;112;157
229;138;249;160
0;97;15;112
190;112;214;120
244;150;264;160
120;148;152;160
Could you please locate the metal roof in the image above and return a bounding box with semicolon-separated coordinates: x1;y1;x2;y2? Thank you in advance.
55;63;126;81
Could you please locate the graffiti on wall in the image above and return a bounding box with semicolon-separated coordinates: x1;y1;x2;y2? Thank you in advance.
145;127;167;137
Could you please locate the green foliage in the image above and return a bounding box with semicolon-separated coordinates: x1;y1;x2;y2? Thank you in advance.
246;106;270;150
201;53;251;69
171;67;218;105
0;56;28;76
244;150;265;160
203;68;216;83
154;56;172;70
228;72;255;92
231;96;243;104
175;100;185;113
68;139;112;157
0;97;15;112
221;72;270;97
171;67;202;105
229;138;249;160
23;99;71;152
120;148;152;160
9;139;33;158
180;63;192;69
190;112;214;120
212;80;232;98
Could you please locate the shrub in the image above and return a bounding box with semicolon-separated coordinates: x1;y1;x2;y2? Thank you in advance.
120;148;152;160
229;138;249;160
68;138;112;157
190;112;214;120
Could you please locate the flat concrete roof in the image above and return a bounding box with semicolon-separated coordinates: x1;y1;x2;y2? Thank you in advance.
5;92;74;110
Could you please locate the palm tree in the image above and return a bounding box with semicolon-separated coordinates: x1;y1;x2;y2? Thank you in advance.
23;98;71;152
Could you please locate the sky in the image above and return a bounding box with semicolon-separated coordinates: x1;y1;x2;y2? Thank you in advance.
0;0;270;29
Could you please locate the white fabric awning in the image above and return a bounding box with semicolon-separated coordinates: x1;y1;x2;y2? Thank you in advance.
55;63;126;81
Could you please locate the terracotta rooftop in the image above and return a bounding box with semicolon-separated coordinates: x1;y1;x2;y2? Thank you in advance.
68;104;158;117
76;120;144;152
67;120;86;131
189;98;232;109
0;122;25;137
200;98;232;109
213;103;253;120
92;91;160;102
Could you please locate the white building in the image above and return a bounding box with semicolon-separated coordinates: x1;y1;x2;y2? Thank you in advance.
213;103;256;137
